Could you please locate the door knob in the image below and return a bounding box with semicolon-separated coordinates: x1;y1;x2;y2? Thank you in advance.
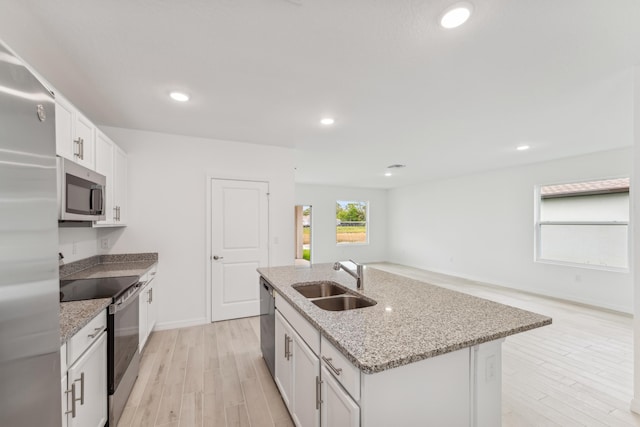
213;255;223;260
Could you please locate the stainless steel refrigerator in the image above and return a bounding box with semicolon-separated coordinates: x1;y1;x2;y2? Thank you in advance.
0;41;62;426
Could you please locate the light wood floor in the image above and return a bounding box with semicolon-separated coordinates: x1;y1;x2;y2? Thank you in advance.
118;263;640;427
116;317;293;427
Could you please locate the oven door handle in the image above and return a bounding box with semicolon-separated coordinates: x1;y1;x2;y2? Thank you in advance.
109;284;142;314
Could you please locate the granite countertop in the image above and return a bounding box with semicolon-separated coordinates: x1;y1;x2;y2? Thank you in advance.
258;264;552;374
60;298;111;344
59;253;158;344
60;253;158;280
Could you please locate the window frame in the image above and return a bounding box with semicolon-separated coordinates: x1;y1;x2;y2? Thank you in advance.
335;200;370;246
533;177;631;273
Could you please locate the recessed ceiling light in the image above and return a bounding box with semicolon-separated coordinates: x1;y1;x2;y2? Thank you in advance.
169;91;190;102
384;172;392;177
440;2;473;29
516;145;530;151
320;118;335;125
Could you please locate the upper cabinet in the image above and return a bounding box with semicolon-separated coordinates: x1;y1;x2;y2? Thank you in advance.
94;131;115;225
55;93;128;227
94;131;127;227
55;95;95;170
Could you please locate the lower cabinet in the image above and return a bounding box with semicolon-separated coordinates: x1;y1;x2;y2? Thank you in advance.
275;310;320;427
292;336;320;427
63;330;108;427
320;365;360;427
61;374;68;427
62;311;108;427
139;267;158;351
275;311;294;408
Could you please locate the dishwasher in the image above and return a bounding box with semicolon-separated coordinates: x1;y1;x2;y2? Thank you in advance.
260;277;275;378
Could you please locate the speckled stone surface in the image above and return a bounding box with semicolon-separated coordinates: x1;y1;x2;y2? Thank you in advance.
60;299;111;344
60;253;158;279
258;264;552;374
59;252;158;344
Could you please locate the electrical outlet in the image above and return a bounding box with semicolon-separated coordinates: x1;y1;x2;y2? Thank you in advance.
100;238;110;250
72;241;77;255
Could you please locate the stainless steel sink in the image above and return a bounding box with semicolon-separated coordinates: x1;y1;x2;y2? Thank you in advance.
293;281;347;298
311;295;377;311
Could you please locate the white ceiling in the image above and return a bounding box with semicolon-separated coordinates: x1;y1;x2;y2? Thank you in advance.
2;0;639;188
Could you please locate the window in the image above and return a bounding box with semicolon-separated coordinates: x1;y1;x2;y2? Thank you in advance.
535;178;629;270
336;201;368;244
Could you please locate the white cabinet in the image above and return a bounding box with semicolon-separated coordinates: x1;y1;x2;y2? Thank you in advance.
61;374;68;427
275;305;320;427
275;311;294;408
94;132;115;224
139;266;158;351
67;332;108;427
292;335;320;427
94;131;127;227
62;313;108;427
320;365;359;427
55;95;95;170
139;282;157;350
55;97;74;160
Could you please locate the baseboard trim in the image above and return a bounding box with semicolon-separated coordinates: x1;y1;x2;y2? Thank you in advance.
153;317;208;331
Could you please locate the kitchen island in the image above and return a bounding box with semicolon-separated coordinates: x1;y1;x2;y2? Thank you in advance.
258;264;551;427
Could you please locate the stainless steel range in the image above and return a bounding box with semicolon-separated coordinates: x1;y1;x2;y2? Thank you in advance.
60;275;142;427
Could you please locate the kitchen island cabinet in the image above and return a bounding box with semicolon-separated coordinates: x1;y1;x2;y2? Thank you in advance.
259;264;551;427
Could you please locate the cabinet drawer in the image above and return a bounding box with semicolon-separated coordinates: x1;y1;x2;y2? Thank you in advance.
67;310;107;366
276;294;320;356
321;337;361;401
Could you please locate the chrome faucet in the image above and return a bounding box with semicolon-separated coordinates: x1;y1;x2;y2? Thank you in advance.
333;259;364;290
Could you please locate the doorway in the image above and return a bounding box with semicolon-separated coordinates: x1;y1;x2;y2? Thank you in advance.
210;178;269;321
295;205;311;266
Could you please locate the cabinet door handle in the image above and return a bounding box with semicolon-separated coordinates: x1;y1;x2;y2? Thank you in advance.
286;336;293;361
322;356;343;376
65;383;77;418
87;327;103;339
73;138;81;157
80;138;84;160
315;376;323;410
117;206;121;221
284;333;288;359
74;372;85;405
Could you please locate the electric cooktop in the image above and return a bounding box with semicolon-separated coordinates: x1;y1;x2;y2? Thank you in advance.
59;276;139;302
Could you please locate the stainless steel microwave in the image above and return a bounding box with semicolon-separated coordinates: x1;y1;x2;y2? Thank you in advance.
57;157;106;221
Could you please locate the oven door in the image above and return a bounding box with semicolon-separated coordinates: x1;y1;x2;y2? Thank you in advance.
108;292;140;394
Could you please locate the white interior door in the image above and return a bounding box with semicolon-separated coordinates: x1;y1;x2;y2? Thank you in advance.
211;179;269;321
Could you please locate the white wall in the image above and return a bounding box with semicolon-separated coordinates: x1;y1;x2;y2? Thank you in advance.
99;127;295;329
295;184;387;264
59;228;99;263
631;65;640;413
388;148;633;313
